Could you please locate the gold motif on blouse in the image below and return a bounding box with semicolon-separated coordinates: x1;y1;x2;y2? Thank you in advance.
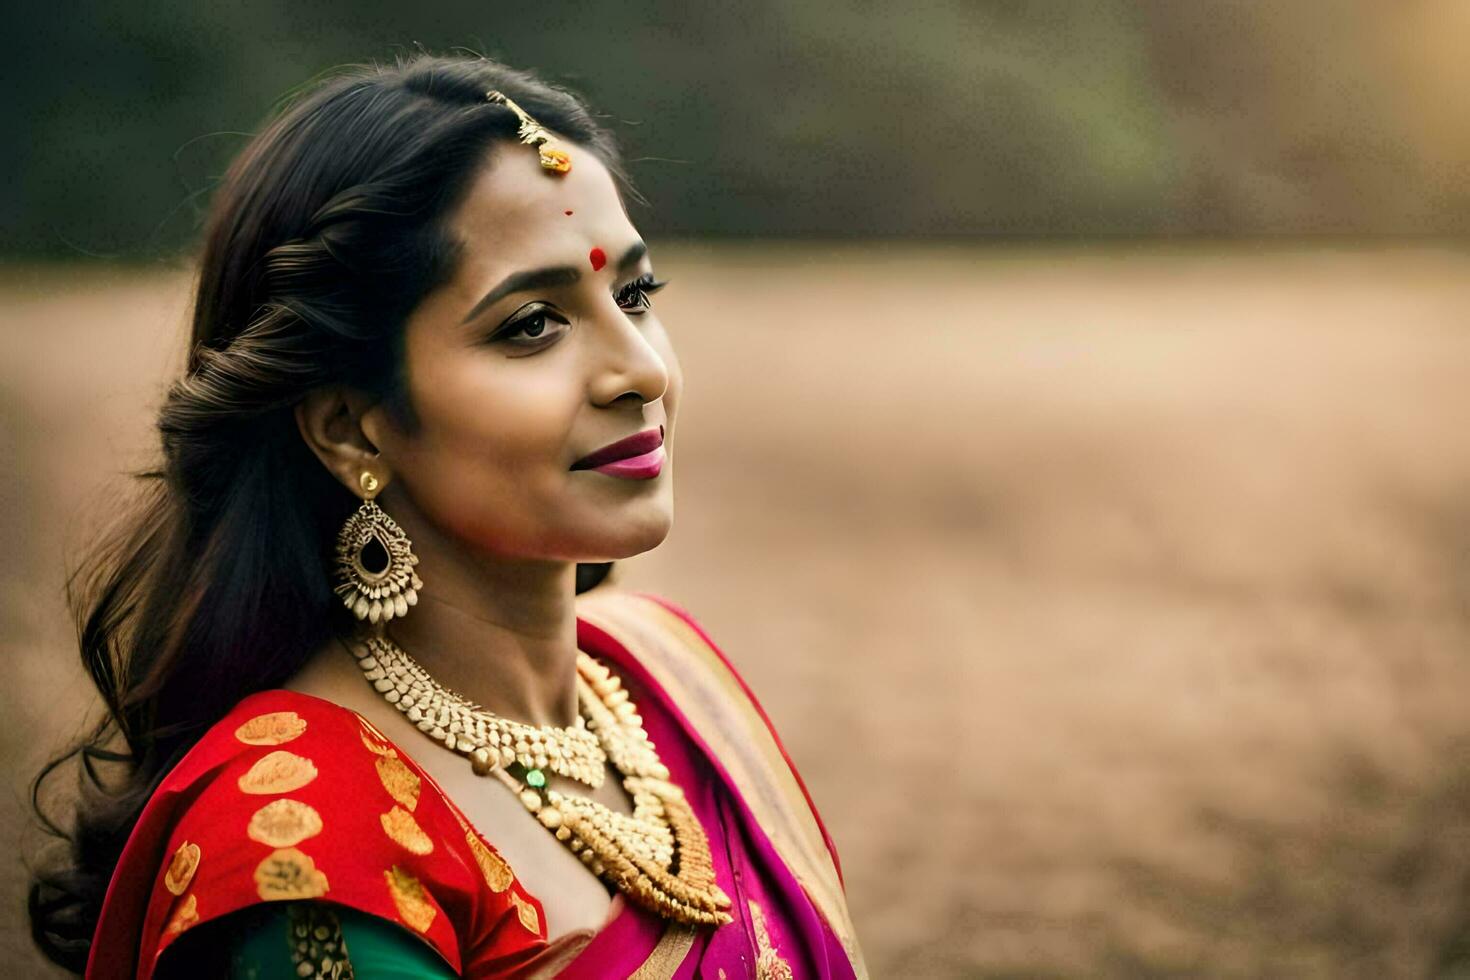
238;750;319;794
360;730;396;757
234;711;308;746
464;830;513;893
358;716;397;757
163;841;200;895
248;799;324;848
384;865;436;933
163;892;199;937
509;890;541;934
380;805;434;855
255;847;330;900
375;755;421;811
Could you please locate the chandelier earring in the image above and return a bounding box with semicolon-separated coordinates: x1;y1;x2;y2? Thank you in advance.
333;470;422;624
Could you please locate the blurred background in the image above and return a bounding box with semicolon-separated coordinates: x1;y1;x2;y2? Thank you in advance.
5;2;1470;977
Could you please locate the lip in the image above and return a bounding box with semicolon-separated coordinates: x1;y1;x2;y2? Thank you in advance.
571;425;665;471
583;443;665;480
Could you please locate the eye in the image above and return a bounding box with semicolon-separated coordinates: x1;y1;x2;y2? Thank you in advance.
615;273;668;314
513;312;550;339
494;303;570;347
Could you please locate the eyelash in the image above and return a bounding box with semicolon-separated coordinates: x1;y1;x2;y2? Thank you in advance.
615;272;669;313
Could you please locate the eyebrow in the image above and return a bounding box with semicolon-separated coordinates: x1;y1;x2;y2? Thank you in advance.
460;240;649;324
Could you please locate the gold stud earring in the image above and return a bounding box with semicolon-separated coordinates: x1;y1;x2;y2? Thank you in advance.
333;471;421;624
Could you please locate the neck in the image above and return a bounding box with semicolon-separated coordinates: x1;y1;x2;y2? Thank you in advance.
366;489;583;730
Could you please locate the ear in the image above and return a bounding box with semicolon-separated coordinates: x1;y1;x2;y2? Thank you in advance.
294;387;391;496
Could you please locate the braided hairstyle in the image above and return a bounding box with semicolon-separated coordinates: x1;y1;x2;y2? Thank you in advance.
28;53;627;972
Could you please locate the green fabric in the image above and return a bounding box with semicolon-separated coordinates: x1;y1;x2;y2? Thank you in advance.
155;900;458;979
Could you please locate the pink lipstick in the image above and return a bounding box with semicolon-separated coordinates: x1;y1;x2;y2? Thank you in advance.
572;425;665;479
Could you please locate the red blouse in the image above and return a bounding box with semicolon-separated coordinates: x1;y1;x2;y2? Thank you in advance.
121;689;553;977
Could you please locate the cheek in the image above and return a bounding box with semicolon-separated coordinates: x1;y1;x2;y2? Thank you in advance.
396;347;579;541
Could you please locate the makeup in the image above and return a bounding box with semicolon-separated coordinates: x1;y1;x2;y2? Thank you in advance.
571;426;665;480
586;445;663;480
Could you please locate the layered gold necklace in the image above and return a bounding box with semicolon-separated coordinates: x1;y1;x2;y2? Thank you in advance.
349;633;734;928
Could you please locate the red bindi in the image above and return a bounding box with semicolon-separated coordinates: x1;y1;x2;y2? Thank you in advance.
589;247;606;272
564;210;573;216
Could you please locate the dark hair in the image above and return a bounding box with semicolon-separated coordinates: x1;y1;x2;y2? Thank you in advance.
27;52;627;972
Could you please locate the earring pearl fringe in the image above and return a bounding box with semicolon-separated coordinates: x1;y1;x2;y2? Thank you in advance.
333;492;421;624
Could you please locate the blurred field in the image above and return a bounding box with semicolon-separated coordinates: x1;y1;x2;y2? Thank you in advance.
5;243;1470;977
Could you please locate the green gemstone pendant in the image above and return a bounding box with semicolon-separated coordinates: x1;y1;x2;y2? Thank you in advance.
525;768;547;789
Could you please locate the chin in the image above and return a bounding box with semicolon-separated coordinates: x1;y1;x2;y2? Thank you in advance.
577;505;674;562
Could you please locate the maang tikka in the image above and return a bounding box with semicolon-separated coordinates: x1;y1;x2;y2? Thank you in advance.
334;471;422;624
485;90;572;175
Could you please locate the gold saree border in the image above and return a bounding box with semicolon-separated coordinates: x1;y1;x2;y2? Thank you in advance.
629;922;700;980
576;591;868;979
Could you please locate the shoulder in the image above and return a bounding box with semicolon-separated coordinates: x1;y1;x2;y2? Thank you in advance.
111;689;548;980
574;588;847;886
575;588;788;750
574;587;780;751
574;588;734;681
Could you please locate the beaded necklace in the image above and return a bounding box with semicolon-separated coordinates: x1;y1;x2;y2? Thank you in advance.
348;633;734;927
357;634;607;787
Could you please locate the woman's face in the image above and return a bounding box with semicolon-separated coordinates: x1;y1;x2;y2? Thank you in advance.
365;141;681;564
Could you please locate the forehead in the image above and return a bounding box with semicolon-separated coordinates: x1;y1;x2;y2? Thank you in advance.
446;139;635;274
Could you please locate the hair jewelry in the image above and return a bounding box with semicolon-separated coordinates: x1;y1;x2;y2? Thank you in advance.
486;90;572;174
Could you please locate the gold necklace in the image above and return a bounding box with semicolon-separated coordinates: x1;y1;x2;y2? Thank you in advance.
355;633;607;788
349;633;734;928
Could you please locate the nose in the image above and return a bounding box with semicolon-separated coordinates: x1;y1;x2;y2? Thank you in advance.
587;304;670;408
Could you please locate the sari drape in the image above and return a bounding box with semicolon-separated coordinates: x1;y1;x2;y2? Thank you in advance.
85;589;867;978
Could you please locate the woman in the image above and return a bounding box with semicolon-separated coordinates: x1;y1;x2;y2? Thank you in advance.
28;53;866;978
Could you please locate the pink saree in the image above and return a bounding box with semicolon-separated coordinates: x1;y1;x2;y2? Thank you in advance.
86;589;867;978
561;590;866;978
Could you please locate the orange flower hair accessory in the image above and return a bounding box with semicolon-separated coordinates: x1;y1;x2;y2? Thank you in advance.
486;90;572;175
